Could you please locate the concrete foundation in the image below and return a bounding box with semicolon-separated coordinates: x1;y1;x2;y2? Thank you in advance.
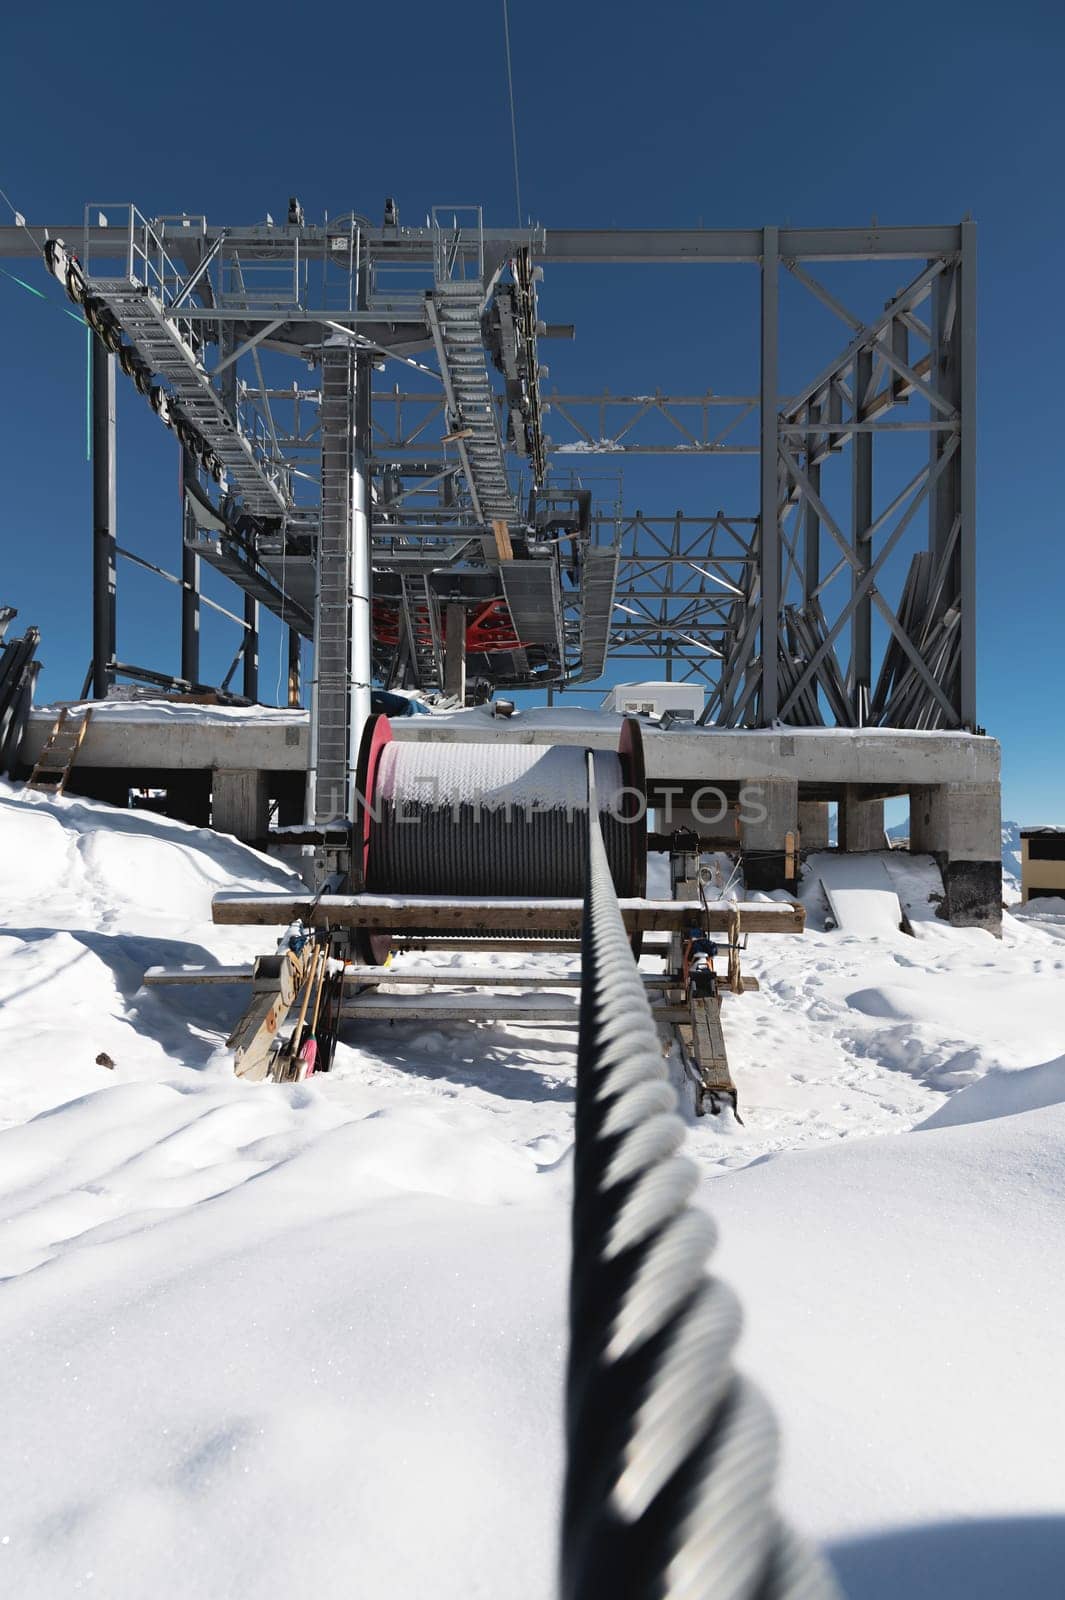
740;778;798;893
839;787;886;853
212;768;270;844
910;782;1002;933
16;706;1002;929
797;800;830;850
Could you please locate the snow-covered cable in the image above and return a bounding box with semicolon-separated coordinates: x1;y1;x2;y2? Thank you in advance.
562;756;841;1599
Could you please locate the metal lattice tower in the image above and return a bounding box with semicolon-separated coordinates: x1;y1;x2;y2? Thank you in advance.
1;208;977;758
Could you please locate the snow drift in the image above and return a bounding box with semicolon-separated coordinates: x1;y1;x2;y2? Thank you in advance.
1;779;1064;1597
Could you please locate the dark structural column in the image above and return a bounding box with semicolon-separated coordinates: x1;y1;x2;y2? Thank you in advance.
851;347;873;722
180;448;201;687
91;334;117;699
445;602;466;702
243;594;260;702
287;627;301;707
758;225;780;723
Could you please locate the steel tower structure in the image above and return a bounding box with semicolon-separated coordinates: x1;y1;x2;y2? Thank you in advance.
1;205;977;820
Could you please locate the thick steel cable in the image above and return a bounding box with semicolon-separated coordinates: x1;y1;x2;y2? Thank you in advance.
562;756;841;1600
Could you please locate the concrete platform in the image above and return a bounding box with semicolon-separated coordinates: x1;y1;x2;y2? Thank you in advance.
19;703;998;792
17;702;1002;932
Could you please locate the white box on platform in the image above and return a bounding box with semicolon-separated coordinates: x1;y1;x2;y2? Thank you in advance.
605;681;705;720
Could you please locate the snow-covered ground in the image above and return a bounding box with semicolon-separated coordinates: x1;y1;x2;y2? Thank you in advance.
1;779;1064;1597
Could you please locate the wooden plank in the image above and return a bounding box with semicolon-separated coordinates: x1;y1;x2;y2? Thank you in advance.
351;969;579;989
144;964;254;986
212;892;806;936
346;967;678;990
343;991;580;1023
654;981;756;1020
223;948;308;1080
390;938;584;953
692;997;732;1090
492;518;514;561
226;991;287;1081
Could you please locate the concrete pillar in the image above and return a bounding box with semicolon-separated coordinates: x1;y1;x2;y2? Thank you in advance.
212;767;270;844
798;800;830;850
910;782;1002;934
839;787;885;852
740;777;798;892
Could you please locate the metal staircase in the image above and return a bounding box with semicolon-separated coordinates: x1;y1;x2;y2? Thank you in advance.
399;576;443;686
89;280;288;518
426;283;520;531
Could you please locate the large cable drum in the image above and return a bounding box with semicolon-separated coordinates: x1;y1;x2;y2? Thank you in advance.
356;715;646;903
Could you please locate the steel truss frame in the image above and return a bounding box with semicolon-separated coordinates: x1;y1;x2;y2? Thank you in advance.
2;212;975;729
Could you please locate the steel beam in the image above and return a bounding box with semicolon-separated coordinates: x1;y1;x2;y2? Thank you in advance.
958;221;977;728
287;628;301;708
759;228;780;723
180;450;201;687
445;603;466;702
91;334;117;700
538;226;963;263
351;352;373;785
850;348;873;716
0;223;964;265
803;402;821;598
242;593;260;702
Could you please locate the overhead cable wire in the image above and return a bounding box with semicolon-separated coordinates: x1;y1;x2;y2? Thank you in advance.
0;201;94;462
501;0;524;227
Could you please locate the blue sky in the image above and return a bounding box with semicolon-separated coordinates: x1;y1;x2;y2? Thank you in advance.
2;0;1063;821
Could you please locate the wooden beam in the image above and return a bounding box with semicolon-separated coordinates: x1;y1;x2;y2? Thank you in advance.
343;995;580;1024
390;938;584;953
212;892;806;936
144;964;254;986
346;968;679;989
492;518;514;561
224;949;306;1081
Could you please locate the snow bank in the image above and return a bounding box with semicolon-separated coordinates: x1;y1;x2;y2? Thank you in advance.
919;1053;1065;1130
812;851;904;937
710;1104;1065;1596
2;779;1065;1597
31;697;306;726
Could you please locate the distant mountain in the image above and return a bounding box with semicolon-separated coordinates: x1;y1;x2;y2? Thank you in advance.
886;816;1021;886
1001;820;1022;887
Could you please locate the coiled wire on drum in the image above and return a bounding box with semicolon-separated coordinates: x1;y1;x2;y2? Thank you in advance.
367;741;637;898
